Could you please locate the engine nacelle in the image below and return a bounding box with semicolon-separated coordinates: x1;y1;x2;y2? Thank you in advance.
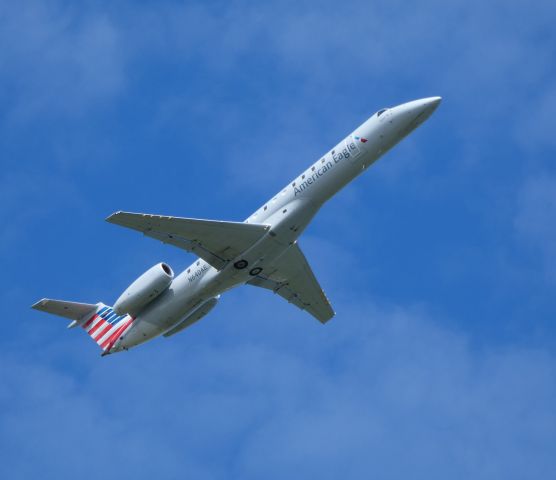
114;262;174;316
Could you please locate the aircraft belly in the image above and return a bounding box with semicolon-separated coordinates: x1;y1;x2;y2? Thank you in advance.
118;319;162;349
163;297;219;338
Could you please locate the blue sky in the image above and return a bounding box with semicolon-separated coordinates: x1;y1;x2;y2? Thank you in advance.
1;0;555;478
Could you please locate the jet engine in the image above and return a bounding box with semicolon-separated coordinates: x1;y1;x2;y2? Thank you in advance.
113;262;174;316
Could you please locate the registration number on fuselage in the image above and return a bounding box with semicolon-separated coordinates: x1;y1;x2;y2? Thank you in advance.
188;263;209;283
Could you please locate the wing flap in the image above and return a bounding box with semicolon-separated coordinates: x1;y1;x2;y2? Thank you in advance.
247;244;335;324
107;211;269;270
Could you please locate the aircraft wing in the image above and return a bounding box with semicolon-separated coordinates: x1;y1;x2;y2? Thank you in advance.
107;211;270;270
247;243;335;324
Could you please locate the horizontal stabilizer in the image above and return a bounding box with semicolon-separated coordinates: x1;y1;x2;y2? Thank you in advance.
32;300;135;354
32;299;99;321
107;211;269;270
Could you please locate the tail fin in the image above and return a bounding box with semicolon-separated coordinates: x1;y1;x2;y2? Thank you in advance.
32;299;134;354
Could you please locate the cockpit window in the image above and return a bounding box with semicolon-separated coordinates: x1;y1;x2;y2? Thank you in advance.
376;108;388;117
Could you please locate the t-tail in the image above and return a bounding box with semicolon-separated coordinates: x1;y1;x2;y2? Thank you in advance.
31;299;134;356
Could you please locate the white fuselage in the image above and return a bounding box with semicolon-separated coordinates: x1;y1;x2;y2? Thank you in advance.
113;97;441;352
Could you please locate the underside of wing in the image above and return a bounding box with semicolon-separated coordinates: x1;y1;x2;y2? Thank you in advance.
107;211;270;270
247;243;335;324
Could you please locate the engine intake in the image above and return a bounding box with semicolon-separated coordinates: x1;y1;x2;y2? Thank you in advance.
114;262;174;316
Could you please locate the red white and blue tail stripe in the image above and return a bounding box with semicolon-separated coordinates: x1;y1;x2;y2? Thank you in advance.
82;304;134;353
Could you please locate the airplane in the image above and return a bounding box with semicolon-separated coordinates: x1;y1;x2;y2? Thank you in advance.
32;97;441;356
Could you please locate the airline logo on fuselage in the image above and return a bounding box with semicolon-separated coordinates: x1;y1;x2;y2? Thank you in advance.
294;136;363;196
332;137;359;162
294;160;333;196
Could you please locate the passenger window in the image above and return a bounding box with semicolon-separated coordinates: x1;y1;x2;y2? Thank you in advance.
311;166;316;171
302;174;305;179
264;205;267;210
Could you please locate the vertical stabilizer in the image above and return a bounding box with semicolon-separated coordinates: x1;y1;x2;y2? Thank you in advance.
81;304;134;353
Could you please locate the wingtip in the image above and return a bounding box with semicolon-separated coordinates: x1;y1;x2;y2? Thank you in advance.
105;211;123;223
31;298;48;310
320;311;336;325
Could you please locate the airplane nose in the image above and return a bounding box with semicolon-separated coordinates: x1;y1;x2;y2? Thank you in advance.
408;96;442;119
421;96;442;114
392;96;442;134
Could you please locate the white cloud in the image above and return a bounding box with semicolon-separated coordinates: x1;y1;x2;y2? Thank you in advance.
118;0;556;189
516;83;556;152
2;298;555;479
0;1;125;120
515;173;556;280
0;170;85;248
